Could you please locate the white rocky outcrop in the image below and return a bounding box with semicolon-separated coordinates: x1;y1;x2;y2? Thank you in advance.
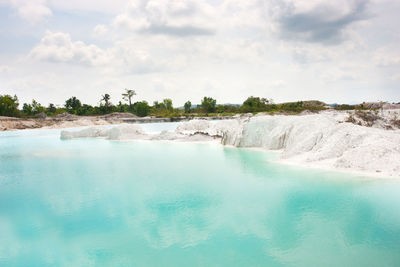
176;119;241;137
60;127;109;139
221;113;400;177
60;113;400;177
107;124;147;140
60;124;147;140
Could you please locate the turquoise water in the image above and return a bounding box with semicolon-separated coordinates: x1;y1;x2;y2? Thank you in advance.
0;126;400;266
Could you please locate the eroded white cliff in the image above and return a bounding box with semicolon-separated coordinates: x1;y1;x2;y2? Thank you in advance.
221;113;400;177
60;113;400;177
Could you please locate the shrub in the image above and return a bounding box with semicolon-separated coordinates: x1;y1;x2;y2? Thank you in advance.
133;101;150;117
240;96;268;112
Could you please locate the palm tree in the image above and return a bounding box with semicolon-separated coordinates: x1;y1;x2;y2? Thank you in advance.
122;89;136;110
101;93;111;107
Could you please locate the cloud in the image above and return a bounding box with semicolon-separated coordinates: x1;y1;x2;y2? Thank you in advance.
373;45;400;67
47;0;129;14
0;65;13;73
93;24;109;38
144;24;213;37
29;31;109;66
274;0;370;44
29;31;165;74
113;0;215;37
5;0;52;24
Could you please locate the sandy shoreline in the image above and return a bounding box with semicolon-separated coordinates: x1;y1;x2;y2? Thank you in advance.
0;113;138;131
0;113;238;132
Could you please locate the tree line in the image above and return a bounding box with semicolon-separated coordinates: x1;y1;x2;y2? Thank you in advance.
1;90;334;118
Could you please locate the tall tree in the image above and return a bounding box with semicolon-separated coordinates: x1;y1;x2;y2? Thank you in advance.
184;101;191;113
101;94;111;107
201;97;216;113
163;99;173;111
23;99;44;115
0;94;19;117
65;96;82;114
122;89;136;110
47;103;56;114
100;93;112;114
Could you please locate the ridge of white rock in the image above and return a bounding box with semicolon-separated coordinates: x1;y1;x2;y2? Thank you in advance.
175;119;241;138
60;113;400;177
60;123;219;142
60;124;147;140
107;124;148;140
60;127;109;139
221;113;400;177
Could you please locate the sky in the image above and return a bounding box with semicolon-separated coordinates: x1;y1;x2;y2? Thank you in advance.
0;0;399;107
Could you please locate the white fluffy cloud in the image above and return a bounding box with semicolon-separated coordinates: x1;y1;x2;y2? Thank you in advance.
29;31;166;74
374;45;400;67
93;24;109;38
4;0;52;24
29;31;109;66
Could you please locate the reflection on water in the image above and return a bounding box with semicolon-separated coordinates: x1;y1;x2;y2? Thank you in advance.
0;129;400;266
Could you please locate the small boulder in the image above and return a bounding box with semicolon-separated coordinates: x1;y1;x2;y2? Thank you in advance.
36;112;47;119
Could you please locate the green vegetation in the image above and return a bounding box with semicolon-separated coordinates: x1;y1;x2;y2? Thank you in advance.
334;104;357;110
240;97;270;113
122;89;136;111
184;101;191;113
23;99;45;115
133;101;150;117
201;97;216;113
0;94;19;117
65;96;82;114
3;91;380;119
47;103;56;114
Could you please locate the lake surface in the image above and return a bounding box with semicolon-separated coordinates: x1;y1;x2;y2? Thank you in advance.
0;124;400;266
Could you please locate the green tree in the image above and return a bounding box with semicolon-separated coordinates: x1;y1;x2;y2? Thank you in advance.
240;96;268;112
153;101;161;109
0;94;19;117
163;98;173;111
117;101;125;112
23;103;33;115
134;101;150;117
184;101;191;113
31;100;44;114
77;104;94;115
122;89;136;111
101;94;111;107
47;103;57;114
22;99;44;115
201;97;216;113
65;96;82;114
100;93;113;114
